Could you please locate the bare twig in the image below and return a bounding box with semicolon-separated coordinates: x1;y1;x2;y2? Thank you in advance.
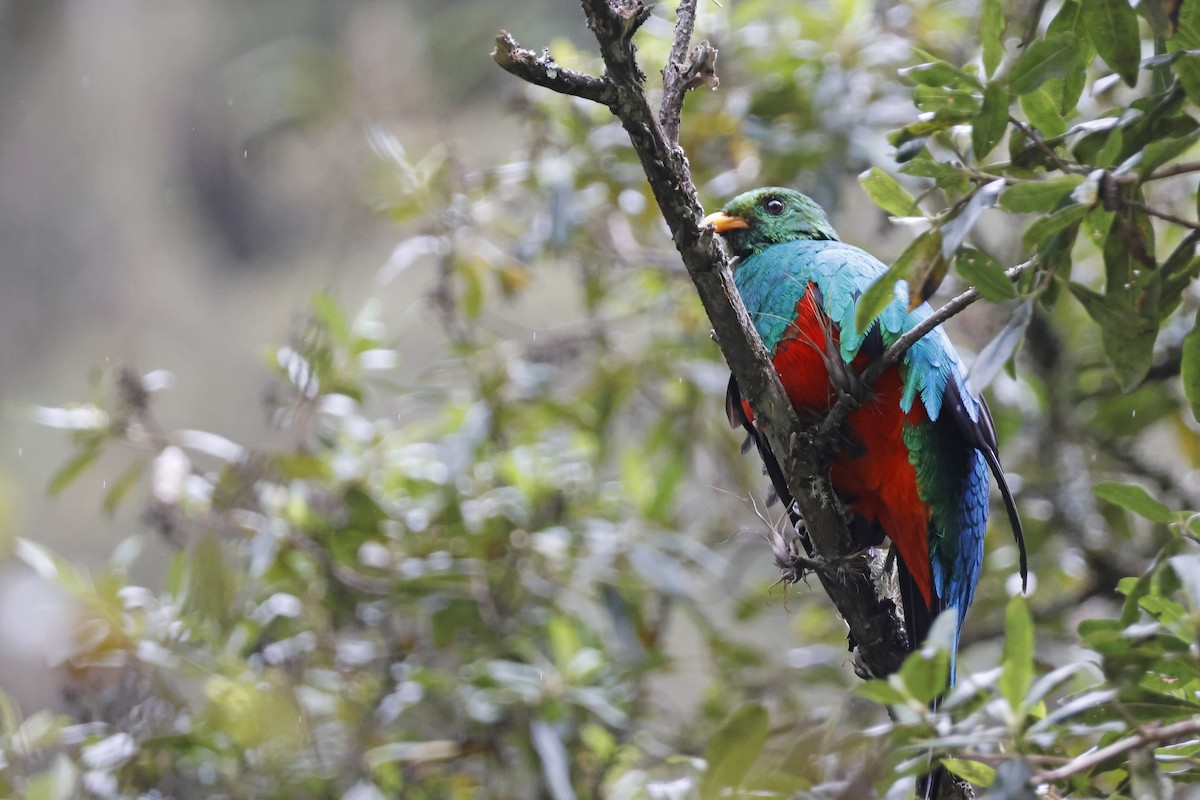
492;31;616;107
1031;718;1200;785
1122;197;1200;231
819;258;1035;442
660;0;718;143
1009;116;1082;175
1145;159;1200;181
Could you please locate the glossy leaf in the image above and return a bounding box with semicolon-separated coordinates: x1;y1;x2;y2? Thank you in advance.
1094;481;1176;523
1082;0;1142;86
859;167;918;216
1008;34;1087;95
956;247;1017;302
1000;176;1084;214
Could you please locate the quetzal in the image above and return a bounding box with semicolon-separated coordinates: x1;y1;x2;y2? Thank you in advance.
705;187;1026;682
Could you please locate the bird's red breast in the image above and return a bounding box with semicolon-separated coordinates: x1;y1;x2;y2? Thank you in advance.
742;285;935;608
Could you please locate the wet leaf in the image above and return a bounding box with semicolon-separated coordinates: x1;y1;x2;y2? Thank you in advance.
956;247;1017;302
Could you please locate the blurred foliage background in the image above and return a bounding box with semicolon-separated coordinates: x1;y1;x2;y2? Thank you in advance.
2;0;1200;797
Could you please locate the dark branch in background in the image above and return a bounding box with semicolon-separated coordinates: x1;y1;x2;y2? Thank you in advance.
1031;718;1200;785
494;0;914;682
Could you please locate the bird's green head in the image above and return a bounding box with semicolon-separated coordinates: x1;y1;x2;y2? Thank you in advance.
703;187;839;258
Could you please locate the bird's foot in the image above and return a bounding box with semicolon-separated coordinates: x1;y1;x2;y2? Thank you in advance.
768;520;819;583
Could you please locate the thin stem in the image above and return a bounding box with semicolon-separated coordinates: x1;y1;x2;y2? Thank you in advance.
1031;718;1200;784
1122;197;1200;231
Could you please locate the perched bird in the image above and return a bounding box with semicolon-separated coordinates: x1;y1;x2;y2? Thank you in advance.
705;187;1026;683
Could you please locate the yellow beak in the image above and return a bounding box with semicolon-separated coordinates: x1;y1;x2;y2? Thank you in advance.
703;211;749;233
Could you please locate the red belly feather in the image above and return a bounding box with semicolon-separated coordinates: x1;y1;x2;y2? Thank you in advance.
745;286;934;608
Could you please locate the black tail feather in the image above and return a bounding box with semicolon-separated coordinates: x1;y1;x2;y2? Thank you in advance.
727;375;810;550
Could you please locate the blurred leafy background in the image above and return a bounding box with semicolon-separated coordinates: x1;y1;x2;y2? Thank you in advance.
2;0;1200;797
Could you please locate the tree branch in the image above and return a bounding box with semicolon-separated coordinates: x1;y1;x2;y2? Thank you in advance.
660;0;718;144
1031;718;1200;785
491;31;616;106
497;0;912;680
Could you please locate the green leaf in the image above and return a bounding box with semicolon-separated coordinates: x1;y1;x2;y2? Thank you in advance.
102;461;145;516
1068;283;1158;390
1022;203;1089;248
981;0;1005;78
898;614;953;704
973;83;1009;158
310;291;351;346
942;758;997;787
998;595;1034;713
1008;34;1086;95
956;247;1017;302
942;179;1005;258
855;230;942;332
968;300;1032;393
700;703;769;800
1082;0;1142;85
900;61;982;89
859;167;918;216
1176;0;1200;48
1094;481;1176;523
1000;175;1084;213
1019;89;1068;138
855;679;907;705
530;719;574;800
1182;308;1200;422
47;436;104;497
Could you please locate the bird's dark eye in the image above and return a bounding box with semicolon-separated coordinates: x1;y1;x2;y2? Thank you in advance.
764;197;785;216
